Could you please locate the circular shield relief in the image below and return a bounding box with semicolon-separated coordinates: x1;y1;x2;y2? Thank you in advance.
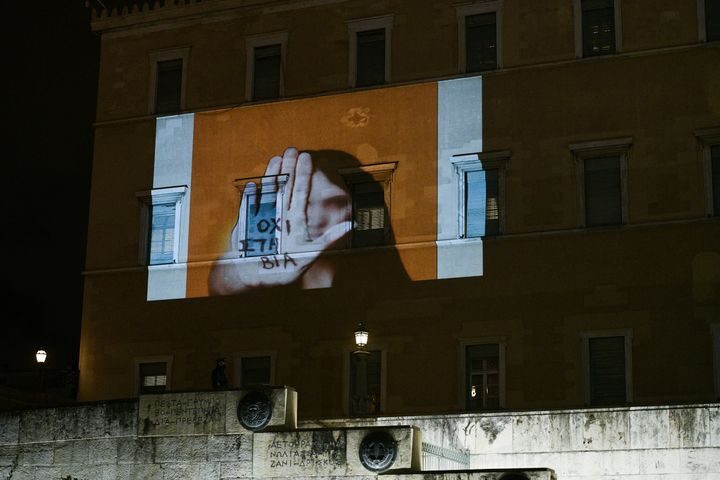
237;390;273;431
359;431;397;472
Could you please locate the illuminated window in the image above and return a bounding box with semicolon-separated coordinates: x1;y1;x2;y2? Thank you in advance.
245;32;287;102
233;176;286;257
703;0;720;42
340;163;395;248
695;127;720;216
136;186;187;266
454;152;508;238
240;356;272;387
148;48;188;115
138;362;168;394
347;16;393;88
582;331;632;406
574;0;619;58
457;2;502;72
349;350;382;415
570;138;630;227
465;343;504;410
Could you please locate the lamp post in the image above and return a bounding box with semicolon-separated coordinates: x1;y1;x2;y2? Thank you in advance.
352;323;370;415
36;349;47;397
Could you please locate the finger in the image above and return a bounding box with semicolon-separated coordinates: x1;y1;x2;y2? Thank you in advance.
317;220;352;248
290;152;312;216
280;147;298;212
263;155;282;198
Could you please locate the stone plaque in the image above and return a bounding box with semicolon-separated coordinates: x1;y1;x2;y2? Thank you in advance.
253;426;421;477
254;430;347;477
138;392;226;436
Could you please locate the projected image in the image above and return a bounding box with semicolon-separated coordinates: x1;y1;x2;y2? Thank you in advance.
147;76;485;300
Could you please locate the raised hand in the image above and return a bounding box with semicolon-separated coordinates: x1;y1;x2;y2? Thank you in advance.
209;148;351;295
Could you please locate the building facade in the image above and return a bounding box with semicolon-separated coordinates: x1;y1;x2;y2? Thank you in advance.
81;0;719;426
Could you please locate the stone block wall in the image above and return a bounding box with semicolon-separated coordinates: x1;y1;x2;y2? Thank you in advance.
1;398;719;479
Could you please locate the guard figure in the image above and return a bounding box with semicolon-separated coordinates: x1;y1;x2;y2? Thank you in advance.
211;358;229;390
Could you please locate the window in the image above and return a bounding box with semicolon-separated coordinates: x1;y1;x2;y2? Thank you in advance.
463;341;505;410
349;350;382;415
240;356;272;387
347;16;393;88
582;330;632;406
571;138;630;227
457;2;502;72
136;186;187;265
136;359;171;395
712;324;720;398
245;32;287;102
695;127;720;216
574;0;620;58
700;0;720;42
454;151;508;238
232;175;286;257
339;162;395;248
148;48;189;114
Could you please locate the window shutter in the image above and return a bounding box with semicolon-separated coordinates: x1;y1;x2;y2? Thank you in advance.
253;44;281;101
155;59;183;114
582;0;615;56
584;155;621;226
352;182;387;246
466;12;497;72
241;356;271;387
707;0;720;42
149;203;176;265
139;362;168;394
245;191;279;257
465;170;486;238
589;336;626;405
356;29;385;87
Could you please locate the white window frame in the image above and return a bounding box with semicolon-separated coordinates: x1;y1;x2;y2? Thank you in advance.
136;186;188;266
346;15;393;88
231;174;288;257
695;127;720;216
452;151;509;238
581;329;633;405
456;1;504;72
134;355;173;396
234;351;276;388
343;346;387;416
570;137;631;227
459;338;506;410
573;0;623;58
148;47;190;115
245;32;288;102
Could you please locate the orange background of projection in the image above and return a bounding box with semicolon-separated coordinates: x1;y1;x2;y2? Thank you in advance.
185;83;438;297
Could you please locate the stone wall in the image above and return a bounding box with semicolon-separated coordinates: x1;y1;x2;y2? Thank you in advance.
1;397;718;479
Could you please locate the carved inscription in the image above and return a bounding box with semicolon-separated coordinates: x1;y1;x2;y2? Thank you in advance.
256;431;347;475
143;396;223;429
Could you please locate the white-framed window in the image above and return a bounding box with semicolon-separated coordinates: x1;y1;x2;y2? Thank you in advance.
453;151;508;238
231;175;288;257
699;0;720;42
339;162;396;247
573;0;622;58
457;1;503;72
235;352;275;388
136;186;187;265
245;32;288;102
148;47;189;115
461;339;506;410
570;138;631;227
346;348;386;416
135;356;172;395
695;127;720;216
347;15;393;88
581;329;633;406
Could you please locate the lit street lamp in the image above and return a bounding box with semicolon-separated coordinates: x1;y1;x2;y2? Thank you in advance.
36;349;47;397
352;323;370;415
36;350;47;364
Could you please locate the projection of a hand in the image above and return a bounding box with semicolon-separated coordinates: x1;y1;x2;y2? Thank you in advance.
210;148;352;295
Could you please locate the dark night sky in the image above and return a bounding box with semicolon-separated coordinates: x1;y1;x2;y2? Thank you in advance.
4;2;99;374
